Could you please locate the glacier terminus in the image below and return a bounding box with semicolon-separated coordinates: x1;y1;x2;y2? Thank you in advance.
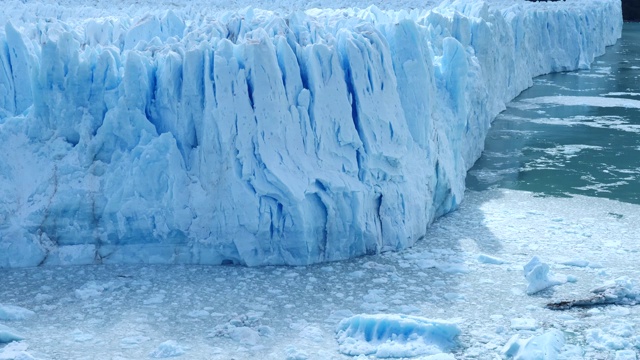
0;0;623;267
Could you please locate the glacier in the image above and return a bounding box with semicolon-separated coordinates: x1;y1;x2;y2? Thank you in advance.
0;0;623;267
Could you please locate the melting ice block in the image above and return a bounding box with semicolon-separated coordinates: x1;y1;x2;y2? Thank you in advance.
0;0;624;267
335;314;460;357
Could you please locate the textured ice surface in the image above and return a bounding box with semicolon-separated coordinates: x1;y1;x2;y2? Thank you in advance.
148;340;185;358
0;325;24;344
0;306;35;322
502;329;565;360
1;189;640;359
477;254;508;265
0;0;623;266
0;342;36;360
523;256;565;295
335;314;460;357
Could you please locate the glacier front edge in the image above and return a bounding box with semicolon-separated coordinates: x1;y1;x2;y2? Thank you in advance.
0;0;623;267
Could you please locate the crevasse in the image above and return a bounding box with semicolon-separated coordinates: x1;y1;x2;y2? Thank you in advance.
0;0;623;267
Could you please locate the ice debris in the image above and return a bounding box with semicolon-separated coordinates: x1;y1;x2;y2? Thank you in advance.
148;340;185;358
510;318;538;331
335;314;460;358
502;329;565;360
615;350;638;360
547;277;640;310
0;324;24;343
524;257;565;295
0;342;35;360
0;305;35;321
477;254;508;265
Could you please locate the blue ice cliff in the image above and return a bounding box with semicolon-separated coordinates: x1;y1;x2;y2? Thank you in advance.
0;0;622;267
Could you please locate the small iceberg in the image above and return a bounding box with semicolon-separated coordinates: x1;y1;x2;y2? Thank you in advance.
502;329;565;359
524;257;565;295
336;314;460;358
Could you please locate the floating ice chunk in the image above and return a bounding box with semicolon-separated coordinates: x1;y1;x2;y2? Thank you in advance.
326;310;354;324
149;340;185;358
436;263;470;274
586;320;635;351
186;310;209;318
143;294;165;305
70;329;94;342
228;327;261;346
510;318;538;331
616;350;637;360
586;328;628;351
120;334;151;349
559;259;589;268
422;355;456;360
0;341;34;360
558;344;584;359
477;254;508;265
335;314;460;358
590;277;640;304
0;305;35;321
285;347;309;360
502;329;564;360
0;324;24;343
75;281;122;300
298;326;324;343
524;257;565;295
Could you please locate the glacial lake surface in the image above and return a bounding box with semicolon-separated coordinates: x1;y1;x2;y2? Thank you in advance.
467;22;640;205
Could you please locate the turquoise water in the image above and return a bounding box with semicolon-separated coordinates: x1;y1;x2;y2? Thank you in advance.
467;23;640;205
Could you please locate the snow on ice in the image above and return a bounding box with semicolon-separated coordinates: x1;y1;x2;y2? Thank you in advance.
0;0;623;267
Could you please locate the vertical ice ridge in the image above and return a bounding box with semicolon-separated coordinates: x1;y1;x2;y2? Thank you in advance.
0;0;624;267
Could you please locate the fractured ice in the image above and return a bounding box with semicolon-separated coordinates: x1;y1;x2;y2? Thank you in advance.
0;0;623;266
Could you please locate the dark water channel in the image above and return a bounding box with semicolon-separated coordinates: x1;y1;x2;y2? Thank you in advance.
467;22;640;205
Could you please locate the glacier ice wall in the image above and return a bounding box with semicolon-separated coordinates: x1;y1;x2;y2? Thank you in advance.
0;0;622;267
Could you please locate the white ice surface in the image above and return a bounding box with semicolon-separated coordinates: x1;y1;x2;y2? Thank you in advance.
0;0;623;267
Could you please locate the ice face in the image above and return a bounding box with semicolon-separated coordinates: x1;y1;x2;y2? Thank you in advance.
0;0;623;267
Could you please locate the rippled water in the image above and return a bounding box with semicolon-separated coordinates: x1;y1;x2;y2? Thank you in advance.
467;22;640;205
